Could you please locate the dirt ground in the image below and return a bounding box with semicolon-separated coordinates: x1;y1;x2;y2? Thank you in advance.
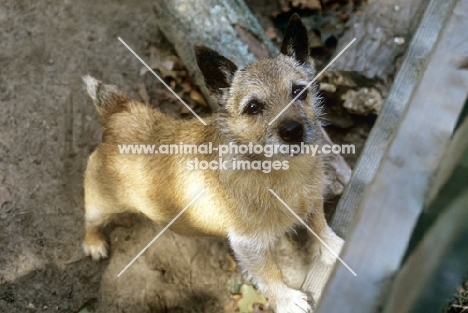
0;1;372;312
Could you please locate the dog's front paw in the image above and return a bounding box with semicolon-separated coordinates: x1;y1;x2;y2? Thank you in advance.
274;288;313;313
83;238;108;261
319;227;344;265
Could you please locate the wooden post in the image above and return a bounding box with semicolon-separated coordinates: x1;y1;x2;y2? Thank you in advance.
329;0;427;82
383;101;468;313
330;0;457;239
317;0;468;312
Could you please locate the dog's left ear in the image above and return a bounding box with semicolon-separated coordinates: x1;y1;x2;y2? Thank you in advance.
280;13;309;64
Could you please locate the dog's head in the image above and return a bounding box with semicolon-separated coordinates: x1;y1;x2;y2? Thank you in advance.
195;14;322;149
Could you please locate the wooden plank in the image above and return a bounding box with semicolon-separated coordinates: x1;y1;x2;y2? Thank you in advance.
383;102;468;312
331;0;455;239
405;102;468;258
329;0;428;82
317;0;468;312
425;100;468;207
382;188;468;312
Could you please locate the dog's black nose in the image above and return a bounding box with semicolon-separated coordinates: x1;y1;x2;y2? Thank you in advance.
279;121;303;143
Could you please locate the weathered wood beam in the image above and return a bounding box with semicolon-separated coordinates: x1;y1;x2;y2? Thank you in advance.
318;0;468;312
382;191;468;312
330;0;428;83
331;0;456;239
383;103;468;313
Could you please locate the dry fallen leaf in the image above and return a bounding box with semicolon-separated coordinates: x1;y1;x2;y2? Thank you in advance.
147;46;178;79
180;81;192;94
161;59;175;71
143;45;210;116
224;299;239;313
139;66;148;76
137;83;150;104
291;0;322;10
190;90;208;107
232;294;242;301
253;303;273;313
179;103;191;114
0;185;12;208
113;214;133;228
237;284;268;313
148;46;162;70
166;55;183;70
91;127;103;145
278;0;290;12
265;27;277;41
161;69;178;80
341;87;383;115
226;253;237;272
154;89;174;101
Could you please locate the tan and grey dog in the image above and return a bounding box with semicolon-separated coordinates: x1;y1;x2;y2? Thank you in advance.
82;14;343;313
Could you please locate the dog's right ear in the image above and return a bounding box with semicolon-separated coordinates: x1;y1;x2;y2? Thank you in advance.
194;45;238;102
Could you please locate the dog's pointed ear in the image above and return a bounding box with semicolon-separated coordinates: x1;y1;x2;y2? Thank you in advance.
195;45;238;100
280;13;309;64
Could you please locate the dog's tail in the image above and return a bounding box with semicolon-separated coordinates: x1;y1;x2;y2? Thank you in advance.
82;75;129;124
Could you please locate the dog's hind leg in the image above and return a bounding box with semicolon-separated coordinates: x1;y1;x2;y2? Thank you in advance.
82;204;113;261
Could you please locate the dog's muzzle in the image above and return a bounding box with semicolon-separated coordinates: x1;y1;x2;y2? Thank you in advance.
279;121;304;144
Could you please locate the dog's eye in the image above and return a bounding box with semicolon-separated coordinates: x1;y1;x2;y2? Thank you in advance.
243;100;264;115
292;85;307;100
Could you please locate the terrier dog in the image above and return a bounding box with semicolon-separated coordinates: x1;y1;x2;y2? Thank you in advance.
82;14;343;313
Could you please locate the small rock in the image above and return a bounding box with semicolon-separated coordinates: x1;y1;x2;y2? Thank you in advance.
319;82;337;93
189;90;208;107
342;88;383;115
0;185;12;208
291;0;321;10
394;37;405;45
91;127;103;145
237;284;268;313
265;27;277;41
137;83;150;104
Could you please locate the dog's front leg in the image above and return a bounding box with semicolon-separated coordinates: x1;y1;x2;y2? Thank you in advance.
230;235;313;313
302;201;344;302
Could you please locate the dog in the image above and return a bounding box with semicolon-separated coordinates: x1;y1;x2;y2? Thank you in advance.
82;14;344;313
